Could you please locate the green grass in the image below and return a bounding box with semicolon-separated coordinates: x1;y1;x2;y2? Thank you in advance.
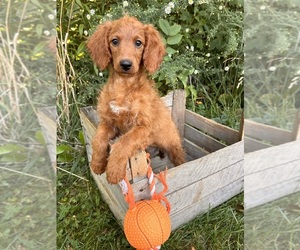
0;120;56;250
245;192;300;250
57;157;244;250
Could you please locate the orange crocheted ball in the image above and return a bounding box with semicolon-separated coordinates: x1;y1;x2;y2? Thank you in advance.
124;200;171;249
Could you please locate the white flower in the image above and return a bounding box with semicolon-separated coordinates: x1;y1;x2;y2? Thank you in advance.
206;53;210;57
86;14;91;20
43;30;50;36
168;2;175;8
90;9;95;15
269;66;276;71
224;66;229;71
123;1;129;7
190;45;194;51
99;72;103;77
48;14;54;20
185;28;190;33
188;0;194;5
84;30;88;36
260;5;266;11
186;45;189;50
194;69;199;74
165;6;172;14
219;6;223;10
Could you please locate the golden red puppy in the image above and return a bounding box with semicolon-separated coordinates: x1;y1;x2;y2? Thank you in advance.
87;16;185;184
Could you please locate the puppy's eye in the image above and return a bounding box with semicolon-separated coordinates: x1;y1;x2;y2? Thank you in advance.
135;40;142;48
111;38;119;46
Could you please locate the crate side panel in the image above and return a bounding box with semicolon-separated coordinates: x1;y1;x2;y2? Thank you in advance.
245;140;300;209
166;159;243;215
170;178;243;230
132;141;243;201
245;119;292;145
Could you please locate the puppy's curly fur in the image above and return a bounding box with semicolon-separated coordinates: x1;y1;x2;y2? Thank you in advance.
87;16;185;184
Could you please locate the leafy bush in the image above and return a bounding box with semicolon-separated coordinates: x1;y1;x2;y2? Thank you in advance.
57;0;243;129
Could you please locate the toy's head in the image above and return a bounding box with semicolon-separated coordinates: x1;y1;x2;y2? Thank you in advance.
124;200;171;249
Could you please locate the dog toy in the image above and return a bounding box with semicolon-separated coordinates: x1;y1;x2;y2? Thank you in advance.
119;154;171;250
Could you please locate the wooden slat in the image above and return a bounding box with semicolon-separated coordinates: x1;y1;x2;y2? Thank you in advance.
244;119;292;145
245;140;300;209
184;124;226;153
171;89;186;140
185;109;240;145
160;90;174;108
37;106;56;171
292;110;300;140
183;139;209;159
244;136;271;153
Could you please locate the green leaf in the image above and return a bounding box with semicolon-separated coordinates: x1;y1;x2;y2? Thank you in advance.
75;0;84;9
166;47;177;55
36;24;44;38
57;144;73;155
77;42;85;55
0;144;26;155
78;131;85;145
169;24;181;36
78;24;84;37
159;19;170;36
167;34;183;45
32;42;46;56
30;0;43;9
1;152;27;162
57;153;74;163
178;74;188;85
35;130;46;145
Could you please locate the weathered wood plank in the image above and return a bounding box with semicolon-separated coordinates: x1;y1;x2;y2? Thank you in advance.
170;178;243;230
244;119;292;146
184;124;226;153
160;90;174;108
244;140;300;209
292;110;300;140
183;139;209;159
37;106;56;171
171;89;186;140
185;109;240;145
165;160;243;215
244;136;271;153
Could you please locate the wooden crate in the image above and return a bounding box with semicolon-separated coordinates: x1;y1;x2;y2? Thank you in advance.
80;90;243;230
244;111;300;209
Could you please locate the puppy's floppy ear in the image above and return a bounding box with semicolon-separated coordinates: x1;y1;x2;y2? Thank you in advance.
87;21;112;70
143;25;166;74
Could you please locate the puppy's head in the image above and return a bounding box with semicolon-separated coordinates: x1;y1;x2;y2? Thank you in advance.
87;16;165;75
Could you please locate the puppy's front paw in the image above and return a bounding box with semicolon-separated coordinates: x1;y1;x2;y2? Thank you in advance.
91;159;107;175
105;157;127;184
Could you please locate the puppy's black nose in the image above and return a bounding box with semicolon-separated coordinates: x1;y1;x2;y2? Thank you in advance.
120;59;132;72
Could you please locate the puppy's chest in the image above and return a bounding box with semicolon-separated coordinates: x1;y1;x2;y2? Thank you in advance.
106;100;138;131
